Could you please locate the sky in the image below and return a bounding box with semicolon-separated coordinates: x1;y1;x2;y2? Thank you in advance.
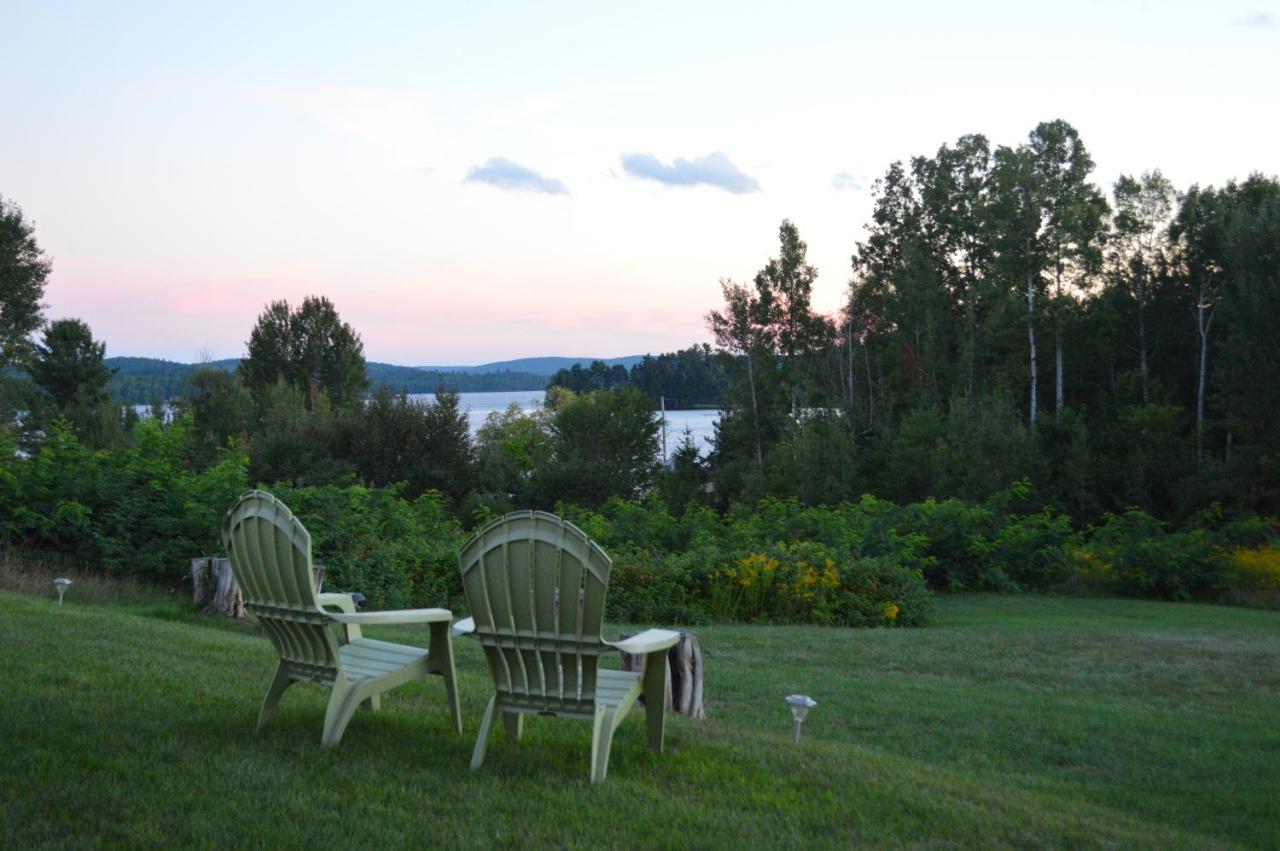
2;1;1277;365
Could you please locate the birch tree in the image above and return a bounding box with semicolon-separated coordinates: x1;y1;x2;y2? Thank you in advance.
989;144;1044;424
1026;120;1108;418
1110;171;1174;403
1170;185;1225;462
707;279;767;465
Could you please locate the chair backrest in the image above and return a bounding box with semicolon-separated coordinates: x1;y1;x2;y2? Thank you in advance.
459;511;612;715
221;490;340;683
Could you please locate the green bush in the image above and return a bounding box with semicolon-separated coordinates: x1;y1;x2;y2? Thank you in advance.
8;413;1274;623
606;545;714;625
11;417;248;579
270;482;465;611
835;554;934;627
895;499;1005;590
1088;509;1221;601
989;510;1078;590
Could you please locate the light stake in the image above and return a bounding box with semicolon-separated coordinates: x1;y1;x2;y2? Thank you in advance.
53;578;72;606
786;694;817;743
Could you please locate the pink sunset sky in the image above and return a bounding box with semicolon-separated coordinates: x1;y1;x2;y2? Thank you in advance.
4;1;1277;364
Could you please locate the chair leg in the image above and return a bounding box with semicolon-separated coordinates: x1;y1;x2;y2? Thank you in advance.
470;696;498;771
362;694;381;712
321;681;363;747
503;711;523;741
642;651;669;752
257;663;294;732
590;706;618;784
428;621;463;734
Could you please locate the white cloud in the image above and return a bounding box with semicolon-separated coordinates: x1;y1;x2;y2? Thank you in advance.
1233;11;1274;27
831;172;866;192
464;158;568;194
620;151;760;194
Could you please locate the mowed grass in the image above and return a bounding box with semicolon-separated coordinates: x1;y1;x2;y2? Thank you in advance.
1;591;1277;849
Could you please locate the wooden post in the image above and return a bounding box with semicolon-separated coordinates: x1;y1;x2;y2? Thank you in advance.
191;556;325;619
619;631;705;719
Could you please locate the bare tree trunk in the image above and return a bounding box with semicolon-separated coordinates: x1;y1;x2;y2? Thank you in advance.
1026;263;1038;425
1055;328;1064;417
864;341;875;431
965;288;977;397
846;321;856;428
1195;275;1215;463
745;352;763;466
1054;265;1064;417
1137;272;1149;404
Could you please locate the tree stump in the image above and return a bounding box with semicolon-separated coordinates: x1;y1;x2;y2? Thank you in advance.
619;631;705;719
191;557;325;619
191;557;244;618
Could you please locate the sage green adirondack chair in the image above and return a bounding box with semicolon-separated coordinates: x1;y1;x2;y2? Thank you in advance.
221;490;462;746
454;510;680;783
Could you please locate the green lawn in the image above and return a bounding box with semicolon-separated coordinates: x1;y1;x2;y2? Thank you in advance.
1;591;1277;849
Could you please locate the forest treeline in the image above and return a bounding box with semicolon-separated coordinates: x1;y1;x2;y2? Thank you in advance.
706;121;1280;523
104;356;548;404
2;117;1278;623
546;346;726;409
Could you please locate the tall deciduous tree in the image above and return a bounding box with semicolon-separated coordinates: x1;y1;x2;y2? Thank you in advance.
708;279;768;465
0;195;50;370
711;220;834;468
988;143;1045;424
1216;176;1280;469
989;120;1107;423
1025;120;1108;418
1111;171;1175;403
240;296;368;411
544;387;660;507
1170;185;1226;461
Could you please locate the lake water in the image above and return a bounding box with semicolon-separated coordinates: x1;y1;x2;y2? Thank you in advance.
411;390;720;459
136;390;720;460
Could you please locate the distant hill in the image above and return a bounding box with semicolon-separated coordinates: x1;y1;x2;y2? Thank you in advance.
106;358;234;405
418;356;645;377
104;357;549;405
365;363;546;394
107;357;237;376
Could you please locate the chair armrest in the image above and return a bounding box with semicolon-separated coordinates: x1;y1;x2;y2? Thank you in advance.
452;616;476;638
316;592;358;614
329;608;452;626
605;628;681;655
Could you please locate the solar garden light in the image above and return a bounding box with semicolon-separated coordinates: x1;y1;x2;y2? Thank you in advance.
786;694;817;743
53;578;72;606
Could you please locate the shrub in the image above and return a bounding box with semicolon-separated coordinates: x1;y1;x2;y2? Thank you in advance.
989;510;1077;590
835;554;933;628
1088;509;1221;601
895;498;1005;590
706;542;928;627
606;544;713;626
1220;546;1280;609
270;483;465;611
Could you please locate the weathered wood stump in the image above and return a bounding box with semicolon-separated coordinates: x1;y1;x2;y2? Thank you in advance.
191;557;325;619
619;631;705;719
191;557;243;618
